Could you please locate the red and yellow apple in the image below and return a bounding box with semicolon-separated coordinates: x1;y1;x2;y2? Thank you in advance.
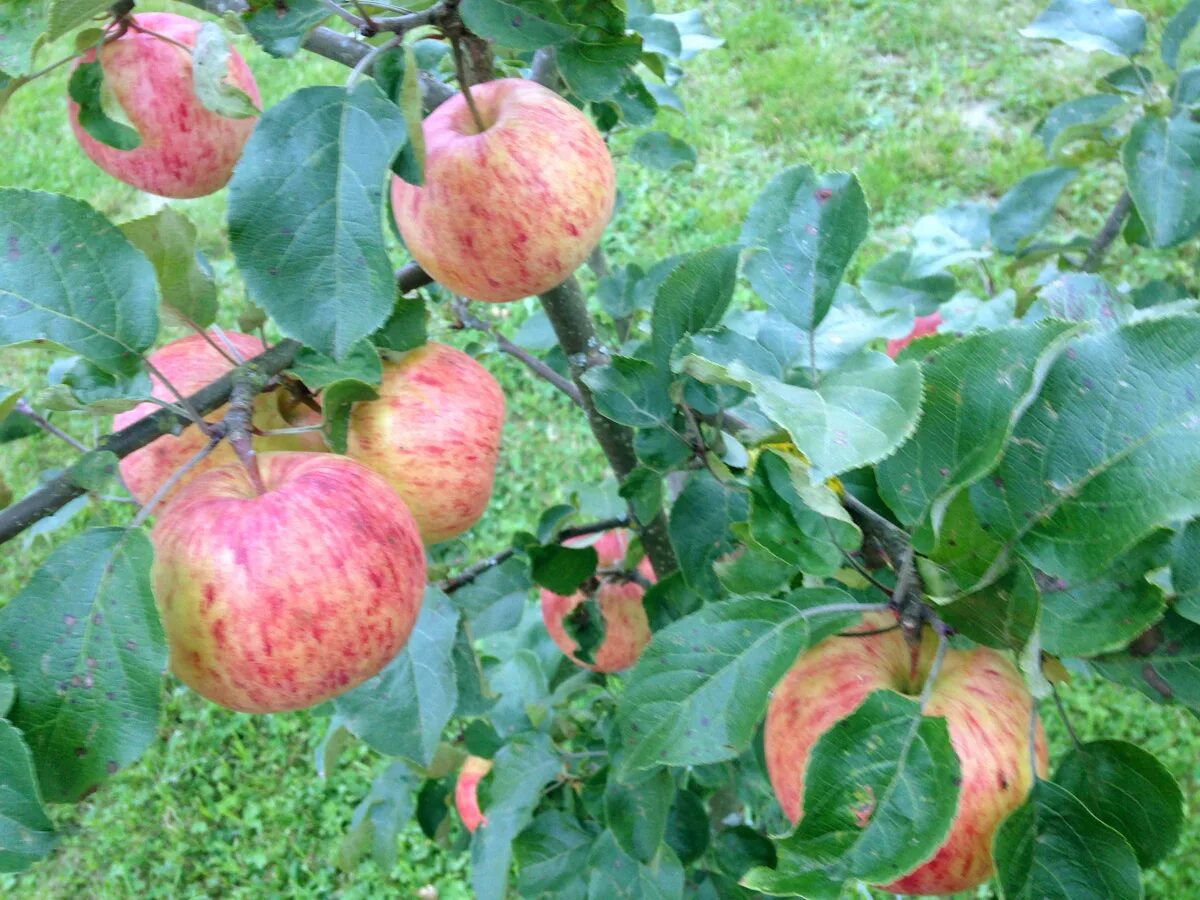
540;530;655;673
346;342;505;544
114;331;324;506
764;611;1047;895
455;755;493;833
392;78;615;302
151;452;427;713
68;12;259;198
886;311;943;358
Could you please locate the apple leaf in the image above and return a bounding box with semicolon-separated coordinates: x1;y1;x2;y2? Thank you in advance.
242;0;329;58
664;791;710;866
528;544;597;595
1025;274;1131;328
586;832;685;898
992;780;1141;899
460;0;578;50
449;555;531;638
1053;740;1184;868
747;691;960;892
228;83;407;359
339;762;416;872
119;207;218;329
582;355;673;428
1162;0;1200;69
668;469;748;596
557;33;643;102
631;131;697;171
649;244;740;367
514;811;594;898
289;339;382;391
0;720;58;874
0;527;164;802
969;315;1200;582
1036;94;1125;158
605;763;675;863
46;0;108;41
486;649;549;739
320;379;379;454
1092;611;1200;713
471;732;562;900
989;166;1076;253
1172;519;1200;623
876;321;1077;528
67;59;141;150
192;23;259;120
0;4;47;76
939;560;1041;652
333;587;459;767
0;670;12;717
0;190;158;376
616;589;860;770
1123;115;1200;248
740;166;868;332
1020;0;1146;57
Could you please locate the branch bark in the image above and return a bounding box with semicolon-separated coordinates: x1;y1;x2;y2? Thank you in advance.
1083;190;1133;272
0;340;301;546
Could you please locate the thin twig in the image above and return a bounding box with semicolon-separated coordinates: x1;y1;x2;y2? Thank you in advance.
1082;190;1133;272
142;357;213;435
1050;682;1083;750
126;20;194;53
208;324;248;364
14;400;90;453
131;435;220;527
321;0;365;28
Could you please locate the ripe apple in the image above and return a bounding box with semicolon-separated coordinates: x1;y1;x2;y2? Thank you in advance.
151;452;427;713
886;311;943;358
391;78;615;303
114;332;324;506
68;12;259;199
455;755;493;833
346;342;505;544
540;530;655;673
764;611;1048;895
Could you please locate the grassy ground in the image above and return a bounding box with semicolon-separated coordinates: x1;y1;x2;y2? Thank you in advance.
1;0;1197;896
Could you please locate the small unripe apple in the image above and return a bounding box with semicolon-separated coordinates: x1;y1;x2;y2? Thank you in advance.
151;452;427;713
114;332;323;506
346;342;505;544
886;311;943;358
455;755;493;833
68;12;259;198
392;78;616;302
540;530;655;673
764;611;1048;895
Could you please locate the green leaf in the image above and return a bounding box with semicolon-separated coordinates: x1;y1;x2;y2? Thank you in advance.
586;833;685;899
0;671;12;717
655;9;723;60
1039;531;1169;657
631;131;697;171
741;166;869;331
616;589;859;770
119;207;218;329
714;825;776;879
0;527;164;802
1026;274;1131;328
876;321;1077;528
528;544;598;595
487;649;549;738
290;339;382;391
650;244;740;367
46;0;107;41
992;780;1141;899
1092;611;1200;712
191;23;259;120
460;0;577;50
1053;740;1183;868
1173;519;1200;622
372;296;427;352
228;83;407;359
41;357;152;415
557;33;643;101
0;190;158;375
938;560;1040;652
321;378;378;454
1021;0;1146;57
1101;63;1153;95
620;467;664;524
664;790;709;866
859;251;956;314
1175;67;1200;109
67;59;141;150
397;45;424;184
582;355;672;427
449;555;531;638
605;764;675;863
333;588;459;767
0;384;18;421
242;0;329;58
990;166;1076;253
339;762;416;872
1036;94;1126;158
750;691;960;891
969;315;1200;581
471;732;562;900
515;811;593;899
668;469;747;596
0;4;47;77
1123;114;1200;248
0;719;58;874
1163;0;1200;69
69;449;119;492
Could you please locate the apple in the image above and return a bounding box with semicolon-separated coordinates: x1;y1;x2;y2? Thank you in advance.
455;755;493;833
68;12;259;199
886;311;943;358
114;331;324;506
540;530;655;673
764;611;1048;895
151;452;427;713
391;78;615;303
346;342;505;544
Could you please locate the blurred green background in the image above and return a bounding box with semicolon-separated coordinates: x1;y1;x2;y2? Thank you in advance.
1;0;1196;896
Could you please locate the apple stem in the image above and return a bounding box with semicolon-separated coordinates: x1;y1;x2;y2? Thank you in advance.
131;435;221;527
12;400;90;453
448;34;486;133
141;357;217;438
916;627;949;710
125;20;194;55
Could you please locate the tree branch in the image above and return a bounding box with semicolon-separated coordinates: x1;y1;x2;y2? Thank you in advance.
1083;190;1132;272
14;400;90;453
0;340;301;546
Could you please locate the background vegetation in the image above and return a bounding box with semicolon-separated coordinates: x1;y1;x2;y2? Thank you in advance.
1;0;1195;895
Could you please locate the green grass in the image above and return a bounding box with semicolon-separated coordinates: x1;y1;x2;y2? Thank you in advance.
2;0;1198;896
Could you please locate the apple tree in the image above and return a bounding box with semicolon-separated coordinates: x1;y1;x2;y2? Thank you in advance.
1;0;1198;896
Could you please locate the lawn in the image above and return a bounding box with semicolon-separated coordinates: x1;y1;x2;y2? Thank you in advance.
1;0;1197;896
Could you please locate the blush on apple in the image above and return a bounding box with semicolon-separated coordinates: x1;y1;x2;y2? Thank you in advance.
455;755;493;833
392;78;616;303
886;311;943;358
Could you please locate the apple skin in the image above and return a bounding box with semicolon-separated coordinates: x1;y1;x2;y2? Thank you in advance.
151;452;427;713
764;611;1048;896
346;342;505;544
68;12;260;199
540;530;655;673
455;755;494;833
886;311;943;358
114;332;324;506
391;78;615;303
